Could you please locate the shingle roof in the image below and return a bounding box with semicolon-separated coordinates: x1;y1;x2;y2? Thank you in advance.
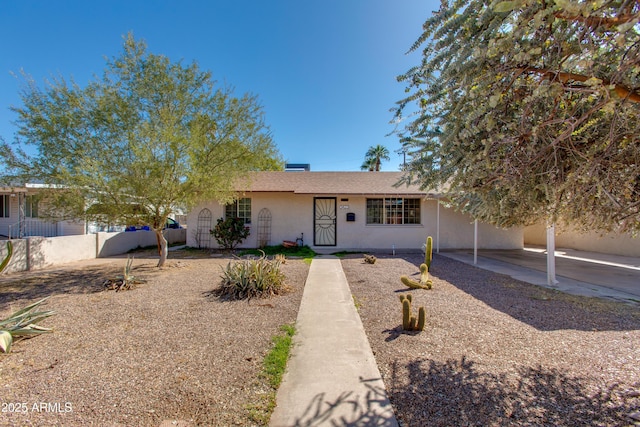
238;171;436;196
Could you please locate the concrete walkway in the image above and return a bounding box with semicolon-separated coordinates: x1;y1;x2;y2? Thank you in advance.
441;247;640;304
270;256;398;427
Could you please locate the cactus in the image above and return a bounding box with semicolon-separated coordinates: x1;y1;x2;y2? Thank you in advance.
419;263;430;285
364;254;377;264
402;297;411;330
425;236;433;271
399;293;425;332
400;263;432;290
0;241;13;274
417;306;426;331
402;235;434;290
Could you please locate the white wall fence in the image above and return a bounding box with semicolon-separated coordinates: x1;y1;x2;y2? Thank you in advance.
0;229;186;273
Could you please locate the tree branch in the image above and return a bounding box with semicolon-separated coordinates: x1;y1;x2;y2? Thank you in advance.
518;67;640;102
554;11;640;29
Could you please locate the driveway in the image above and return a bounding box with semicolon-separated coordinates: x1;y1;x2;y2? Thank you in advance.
440;246;640;303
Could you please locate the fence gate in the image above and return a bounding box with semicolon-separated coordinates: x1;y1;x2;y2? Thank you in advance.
196;208;212;248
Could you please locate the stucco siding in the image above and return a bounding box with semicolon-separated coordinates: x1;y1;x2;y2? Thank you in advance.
438;206;523;249
187;194;523;251
332;195;425;250
186;202;226;248
258;193;312;247
27;234;96;270
525;224;640;257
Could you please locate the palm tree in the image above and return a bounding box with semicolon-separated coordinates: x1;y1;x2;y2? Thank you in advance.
361;145;390;171
360;157;376;171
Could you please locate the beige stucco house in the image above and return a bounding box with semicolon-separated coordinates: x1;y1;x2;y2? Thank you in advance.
186;171;523;252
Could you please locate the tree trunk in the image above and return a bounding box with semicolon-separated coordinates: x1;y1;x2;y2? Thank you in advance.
155;228;168;268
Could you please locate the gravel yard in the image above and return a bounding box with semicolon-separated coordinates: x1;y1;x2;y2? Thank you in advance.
342;253;640;427
0;252;308;426
2;251;639;427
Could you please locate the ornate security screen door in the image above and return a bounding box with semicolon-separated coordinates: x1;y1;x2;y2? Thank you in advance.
314;197;336;246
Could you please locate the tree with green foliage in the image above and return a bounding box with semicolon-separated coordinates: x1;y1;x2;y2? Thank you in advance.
1;34;283;266
361;145;391;171
395;0;640;233
360;156;376;171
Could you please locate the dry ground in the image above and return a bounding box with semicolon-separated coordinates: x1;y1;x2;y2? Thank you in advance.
3;251;640;426
0;251;308;426
342;253;640;427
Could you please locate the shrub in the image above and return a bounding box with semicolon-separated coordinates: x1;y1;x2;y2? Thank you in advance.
211;217;250;250
218;254;287;300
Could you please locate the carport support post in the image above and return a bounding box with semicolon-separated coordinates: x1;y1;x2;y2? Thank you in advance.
473;219;478;265
436;197;440;254
546;223;558;286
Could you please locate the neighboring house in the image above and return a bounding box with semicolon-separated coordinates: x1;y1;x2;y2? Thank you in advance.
186;171;523;251
1;183;187;239
0;184;86;238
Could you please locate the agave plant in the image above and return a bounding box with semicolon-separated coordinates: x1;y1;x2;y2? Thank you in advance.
218;251;287;300
104;256;146;291
0;241;13;274
0;297;55;353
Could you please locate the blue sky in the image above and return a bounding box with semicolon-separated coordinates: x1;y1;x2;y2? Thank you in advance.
0;1;437;171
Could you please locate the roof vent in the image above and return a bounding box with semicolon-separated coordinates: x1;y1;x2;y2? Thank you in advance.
285;163;310;172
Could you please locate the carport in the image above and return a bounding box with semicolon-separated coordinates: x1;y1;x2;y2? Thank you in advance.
440;246;640;304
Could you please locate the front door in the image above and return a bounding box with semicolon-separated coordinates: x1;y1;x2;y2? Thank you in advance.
314;197;336;246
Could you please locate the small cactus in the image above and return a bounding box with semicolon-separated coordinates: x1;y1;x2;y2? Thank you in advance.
399;293;425;332
400;263;432;290
425;236;433;271
364;254;377;264
398;292;412;304
417;306;426;331
402;298;411;330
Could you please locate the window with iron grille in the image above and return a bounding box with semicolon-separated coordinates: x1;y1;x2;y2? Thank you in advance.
366;198;420;225
225;198;251;224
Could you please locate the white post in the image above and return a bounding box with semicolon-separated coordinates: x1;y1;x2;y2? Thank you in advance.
436;198;440;254
546;223;558;285
473;219;478;265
